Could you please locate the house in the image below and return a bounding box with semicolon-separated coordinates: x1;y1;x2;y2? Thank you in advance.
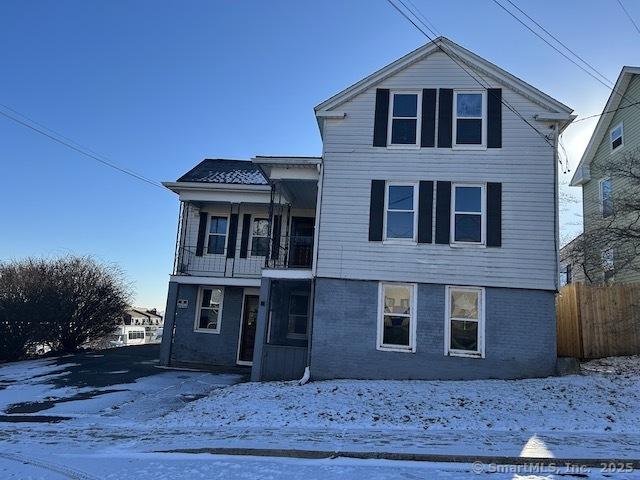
159;36;574;380
115;308;164;346
559;234;588;286
569;66;640;284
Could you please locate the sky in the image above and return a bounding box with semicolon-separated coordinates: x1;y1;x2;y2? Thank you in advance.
1;0;639;309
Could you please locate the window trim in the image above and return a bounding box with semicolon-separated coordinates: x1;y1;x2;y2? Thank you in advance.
444;285;485;358
452;90;487;150
249;217;270;257
450;183;486;246
194;286;225;334
610;122;624;153
376;282;417;353
205;215;230;256
387;90;423;149
383;181;419;244
599;177;613;218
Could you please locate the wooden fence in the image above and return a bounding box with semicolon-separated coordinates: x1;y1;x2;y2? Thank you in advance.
556;283;640;359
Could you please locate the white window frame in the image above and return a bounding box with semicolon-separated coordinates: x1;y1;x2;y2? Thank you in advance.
450;183;486;246
452;90;487;149
444;286;485;358
194;286;225;334
205;215;230;256
249;217;270;257
599;177;613;218
376;282;417;353
387;90;423;149
383;181;419;243
610;122;624;153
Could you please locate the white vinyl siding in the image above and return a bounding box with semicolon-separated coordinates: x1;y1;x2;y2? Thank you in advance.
315;50;559;291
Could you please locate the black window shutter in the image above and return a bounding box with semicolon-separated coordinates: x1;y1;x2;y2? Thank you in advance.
421;89;437;148
487;182;502;247
487;88;502;148
195;212;208;256
373;89;390;147
226;214;239;258
418;181;434;243
240;214;251;258
270;214;282;260
368;180;386;241
435;181;451;244
437;89;453;148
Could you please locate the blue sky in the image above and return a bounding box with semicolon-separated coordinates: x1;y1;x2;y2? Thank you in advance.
1;0;639;308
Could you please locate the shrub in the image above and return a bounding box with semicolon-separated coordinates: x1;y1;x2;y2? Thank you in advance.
0;256;131;361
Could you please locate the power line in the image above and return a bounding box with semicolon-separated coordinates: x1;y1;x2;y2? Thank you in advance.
617;0;640;36
0;105;166;191
491;0;640;115
572;100;640;123
387;0;556;150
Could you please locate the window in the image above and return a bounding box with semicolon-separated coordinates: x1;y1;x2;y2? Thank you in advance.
384;183;417;241
600;178;613;218
377;283;417;352
287;292;308;340
445;286;485;358
453;91;486;147
560;264;572;287
207;216;228;255
128;331;144;340
195;287;224;333
602;248;614;282
388;91;421;146
452;184;485;244
611;123;623;152
251;218;270;257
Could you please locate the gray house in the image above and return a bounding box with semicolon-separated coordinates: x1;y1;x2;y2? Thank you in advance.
160;37;574;381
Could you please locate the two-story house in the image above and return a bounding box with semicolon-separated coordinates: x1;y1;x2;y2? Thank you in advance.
159;37;574;381
568;66;640;284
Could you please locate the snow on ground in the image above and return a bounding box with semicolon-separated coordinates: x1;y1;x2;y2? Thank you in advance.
159;356;640;434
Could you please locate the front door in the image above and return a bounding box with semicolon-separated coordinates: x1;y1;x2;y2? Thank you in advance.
238;293;259;364
289;217;314;268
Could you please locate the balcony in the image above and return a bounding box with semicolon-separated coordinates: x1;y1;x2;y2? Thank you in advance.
174;234;314;278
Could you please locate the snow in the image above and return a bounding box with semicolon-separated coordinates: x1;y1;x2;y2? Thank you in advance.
159;357;640;434
1;355;640;478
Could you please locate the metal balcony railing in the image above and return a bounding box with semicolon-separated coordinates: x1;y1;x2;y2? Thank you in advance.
174;235;314;278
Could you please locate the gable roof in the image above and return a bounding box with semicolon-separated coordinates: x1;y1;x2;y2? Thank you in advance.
315;36;572;117
177;159;268;185
570;66;640;186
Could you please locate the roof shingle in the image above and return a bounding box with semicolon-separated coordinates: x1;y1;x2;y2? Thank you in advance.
177;159;268;185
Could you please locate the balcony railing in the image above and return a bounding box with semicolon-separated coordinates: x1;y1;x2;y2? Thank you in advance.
174;235;314;278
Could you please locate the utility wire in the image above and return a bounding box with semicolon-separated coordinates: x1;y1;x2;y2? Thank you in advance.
388;0;556;150
572;100;640;123
617;0;640;36
491;0;640;114
0;105;166;190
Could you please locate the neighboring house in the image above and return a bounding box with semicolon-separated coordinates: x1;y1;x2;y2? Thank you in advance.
570;66;640;284
115;308;164;346
559;234;587;286
160;36;574;380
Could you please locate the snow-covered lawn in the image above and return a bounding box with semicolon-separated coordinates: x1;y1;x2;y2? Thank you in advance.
160;356;640;434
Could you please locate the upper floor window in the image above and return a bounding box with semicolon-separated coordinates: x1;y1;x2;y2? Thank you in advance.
451;184;485;245
251;218;270;257
600;178;613;218
384;183;417;241
610;123;623;152
454;91;486;147
207;216;228;255
388;91;421;147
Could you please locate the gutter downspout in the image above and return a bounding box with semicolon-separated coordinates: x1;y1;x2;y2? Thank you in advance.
553;121;560;292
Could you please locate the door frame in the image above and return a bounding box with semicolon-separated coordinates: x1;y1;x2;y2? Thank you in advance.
236;287;261;366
